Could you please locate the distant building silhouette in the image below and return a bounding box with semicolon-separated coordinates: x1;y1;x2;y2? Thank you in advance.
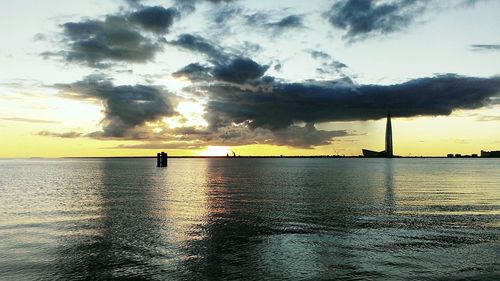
362;113;394;158
481;150;500;157
385;113;393;157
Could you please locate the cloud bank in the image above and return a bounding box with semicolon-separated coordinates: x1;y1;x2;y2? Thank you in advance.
203;75;500;130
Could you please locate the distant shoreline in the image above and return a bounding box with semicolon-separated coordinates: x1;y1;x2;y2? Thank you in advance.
53;155;496;159
0;156;497;160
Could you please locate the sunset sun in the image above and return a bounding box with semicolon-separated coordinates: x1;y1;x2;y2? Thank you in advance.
199;146;230;156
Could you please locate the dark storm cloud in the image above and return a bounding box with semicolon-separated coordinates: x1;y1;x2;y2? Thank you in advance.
325;0;429;41
58;16;162;67
470;44;500;51
129;6;179;33
49;5;180;67
54;75;177;138
173;58;268;83
36;131;83;138
171;34;269;83
212;58;269;83
205;75;500;130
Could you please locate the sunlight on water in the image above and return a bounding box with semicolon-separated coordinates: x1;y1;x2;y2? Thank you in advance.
0;158;499;280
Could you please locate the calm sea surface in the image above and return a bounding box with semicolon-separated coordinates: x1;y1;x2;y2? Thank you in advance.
0;158;499;280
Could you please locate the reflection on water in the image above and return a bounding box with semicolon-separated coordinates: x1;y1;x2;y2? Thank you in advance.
384;160;395;215
53;160;167;280
0;158;499;280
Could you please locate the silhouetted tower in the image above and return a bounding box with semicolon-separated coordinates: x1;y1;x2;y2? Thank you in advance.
385;113;393;158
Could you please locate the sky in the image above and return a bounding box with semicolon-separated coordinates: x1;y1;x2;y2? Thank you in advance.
0;0;499;157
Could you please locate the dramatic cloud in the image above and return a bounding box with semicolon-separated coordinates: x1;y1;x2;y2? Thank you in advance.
37;131;83;138
129;6;179;33
44;73;499;147
470;44;500;51
325;0;429;41
173;57;268;84
54;75;177;138
212;58;269;83
170;34;269;83
204;75;500;130
45;5;179;67
52;17;159;67
32;1;499;151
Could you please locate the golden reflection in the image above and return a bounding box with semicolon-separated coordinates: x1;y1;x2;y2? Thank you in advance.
159;159;210;243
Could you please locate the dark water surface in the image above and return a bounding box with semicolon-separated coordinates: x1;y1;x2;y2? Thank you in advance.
0;158;499;280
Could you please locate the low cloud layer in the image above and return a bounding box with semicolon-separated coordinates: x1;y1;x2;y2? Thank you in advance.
204;75;500;130
105;124;350;149
37;131;83;138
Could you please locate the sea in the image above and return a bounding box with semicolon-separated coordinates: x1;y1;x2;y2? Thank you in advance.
0;158;499;280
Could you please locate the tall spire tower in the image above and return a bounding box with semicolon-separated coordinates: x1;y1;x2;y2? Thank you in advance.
385;113;393;158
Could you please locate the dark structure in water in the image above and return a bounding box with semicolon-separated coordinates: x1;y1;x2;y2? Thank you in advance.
157;152;168;167
362;113;394;158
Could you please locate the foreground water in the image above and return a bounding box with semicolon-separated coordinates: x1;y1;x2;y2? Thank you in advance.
0;158;499;280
